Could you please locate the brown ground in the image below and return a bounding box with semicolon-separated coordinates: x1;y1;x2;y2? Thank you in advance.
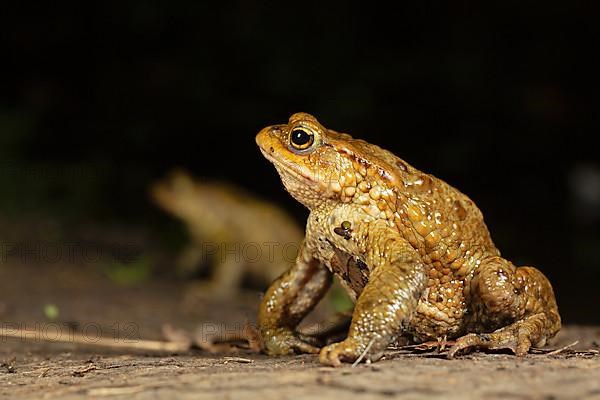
1;259;599;400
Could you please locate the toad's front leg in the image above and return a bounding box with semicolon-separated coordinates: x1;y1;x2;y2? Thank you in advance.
258;240;332;355
320;222;427;366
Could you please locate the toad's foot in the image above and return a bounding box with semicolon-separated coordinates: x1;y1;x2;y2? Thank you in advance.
262;328;321;355
447;331;528;358
447;313;549;358
319;338;366;367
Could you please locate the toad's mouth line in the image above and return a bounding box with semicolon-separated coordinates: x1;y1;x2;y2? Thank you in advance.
258;147;315;184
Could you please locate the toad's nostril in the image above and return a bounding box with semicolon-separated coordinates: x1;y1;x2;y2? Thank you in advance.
270;147;274;153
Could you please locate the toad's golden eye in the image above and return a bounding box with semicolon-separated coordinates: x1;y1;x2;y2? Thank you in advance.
289;128;314;151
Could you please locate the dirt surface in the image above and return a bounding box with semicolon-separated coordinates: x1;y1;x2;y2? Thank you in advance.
1;260;599;399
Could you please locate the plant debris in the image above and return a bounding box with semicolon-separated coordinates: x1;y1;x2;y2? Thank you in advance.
72;364;97;377
1;357;17;373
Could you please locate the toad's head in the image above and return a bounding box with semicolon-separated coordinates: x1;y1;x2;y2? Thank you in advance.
256;113;363;210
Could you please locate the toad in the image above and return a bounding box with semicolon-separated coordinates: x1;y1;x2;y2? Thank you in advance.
151;169;302;298
256;113;560;366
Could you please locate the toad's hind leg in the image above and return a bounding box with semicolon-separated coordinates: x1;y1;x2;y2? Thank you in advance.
448;256;561;358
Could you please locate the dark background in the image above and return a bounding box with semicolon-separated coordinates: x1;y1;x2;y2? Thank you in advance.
1;2;598;323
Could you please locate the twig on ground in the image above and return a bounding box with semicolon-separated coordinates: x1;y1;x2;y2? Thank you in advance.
162;324;193;348
352;338;375;368
190;321;262;353
87;386;148;396
73;364;97;377
1;327;191;353
546;341;579;356
223;356;254;364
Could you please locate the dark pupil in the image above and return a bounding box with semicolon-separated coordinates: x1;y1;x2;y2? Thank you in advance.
291;129;311;146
